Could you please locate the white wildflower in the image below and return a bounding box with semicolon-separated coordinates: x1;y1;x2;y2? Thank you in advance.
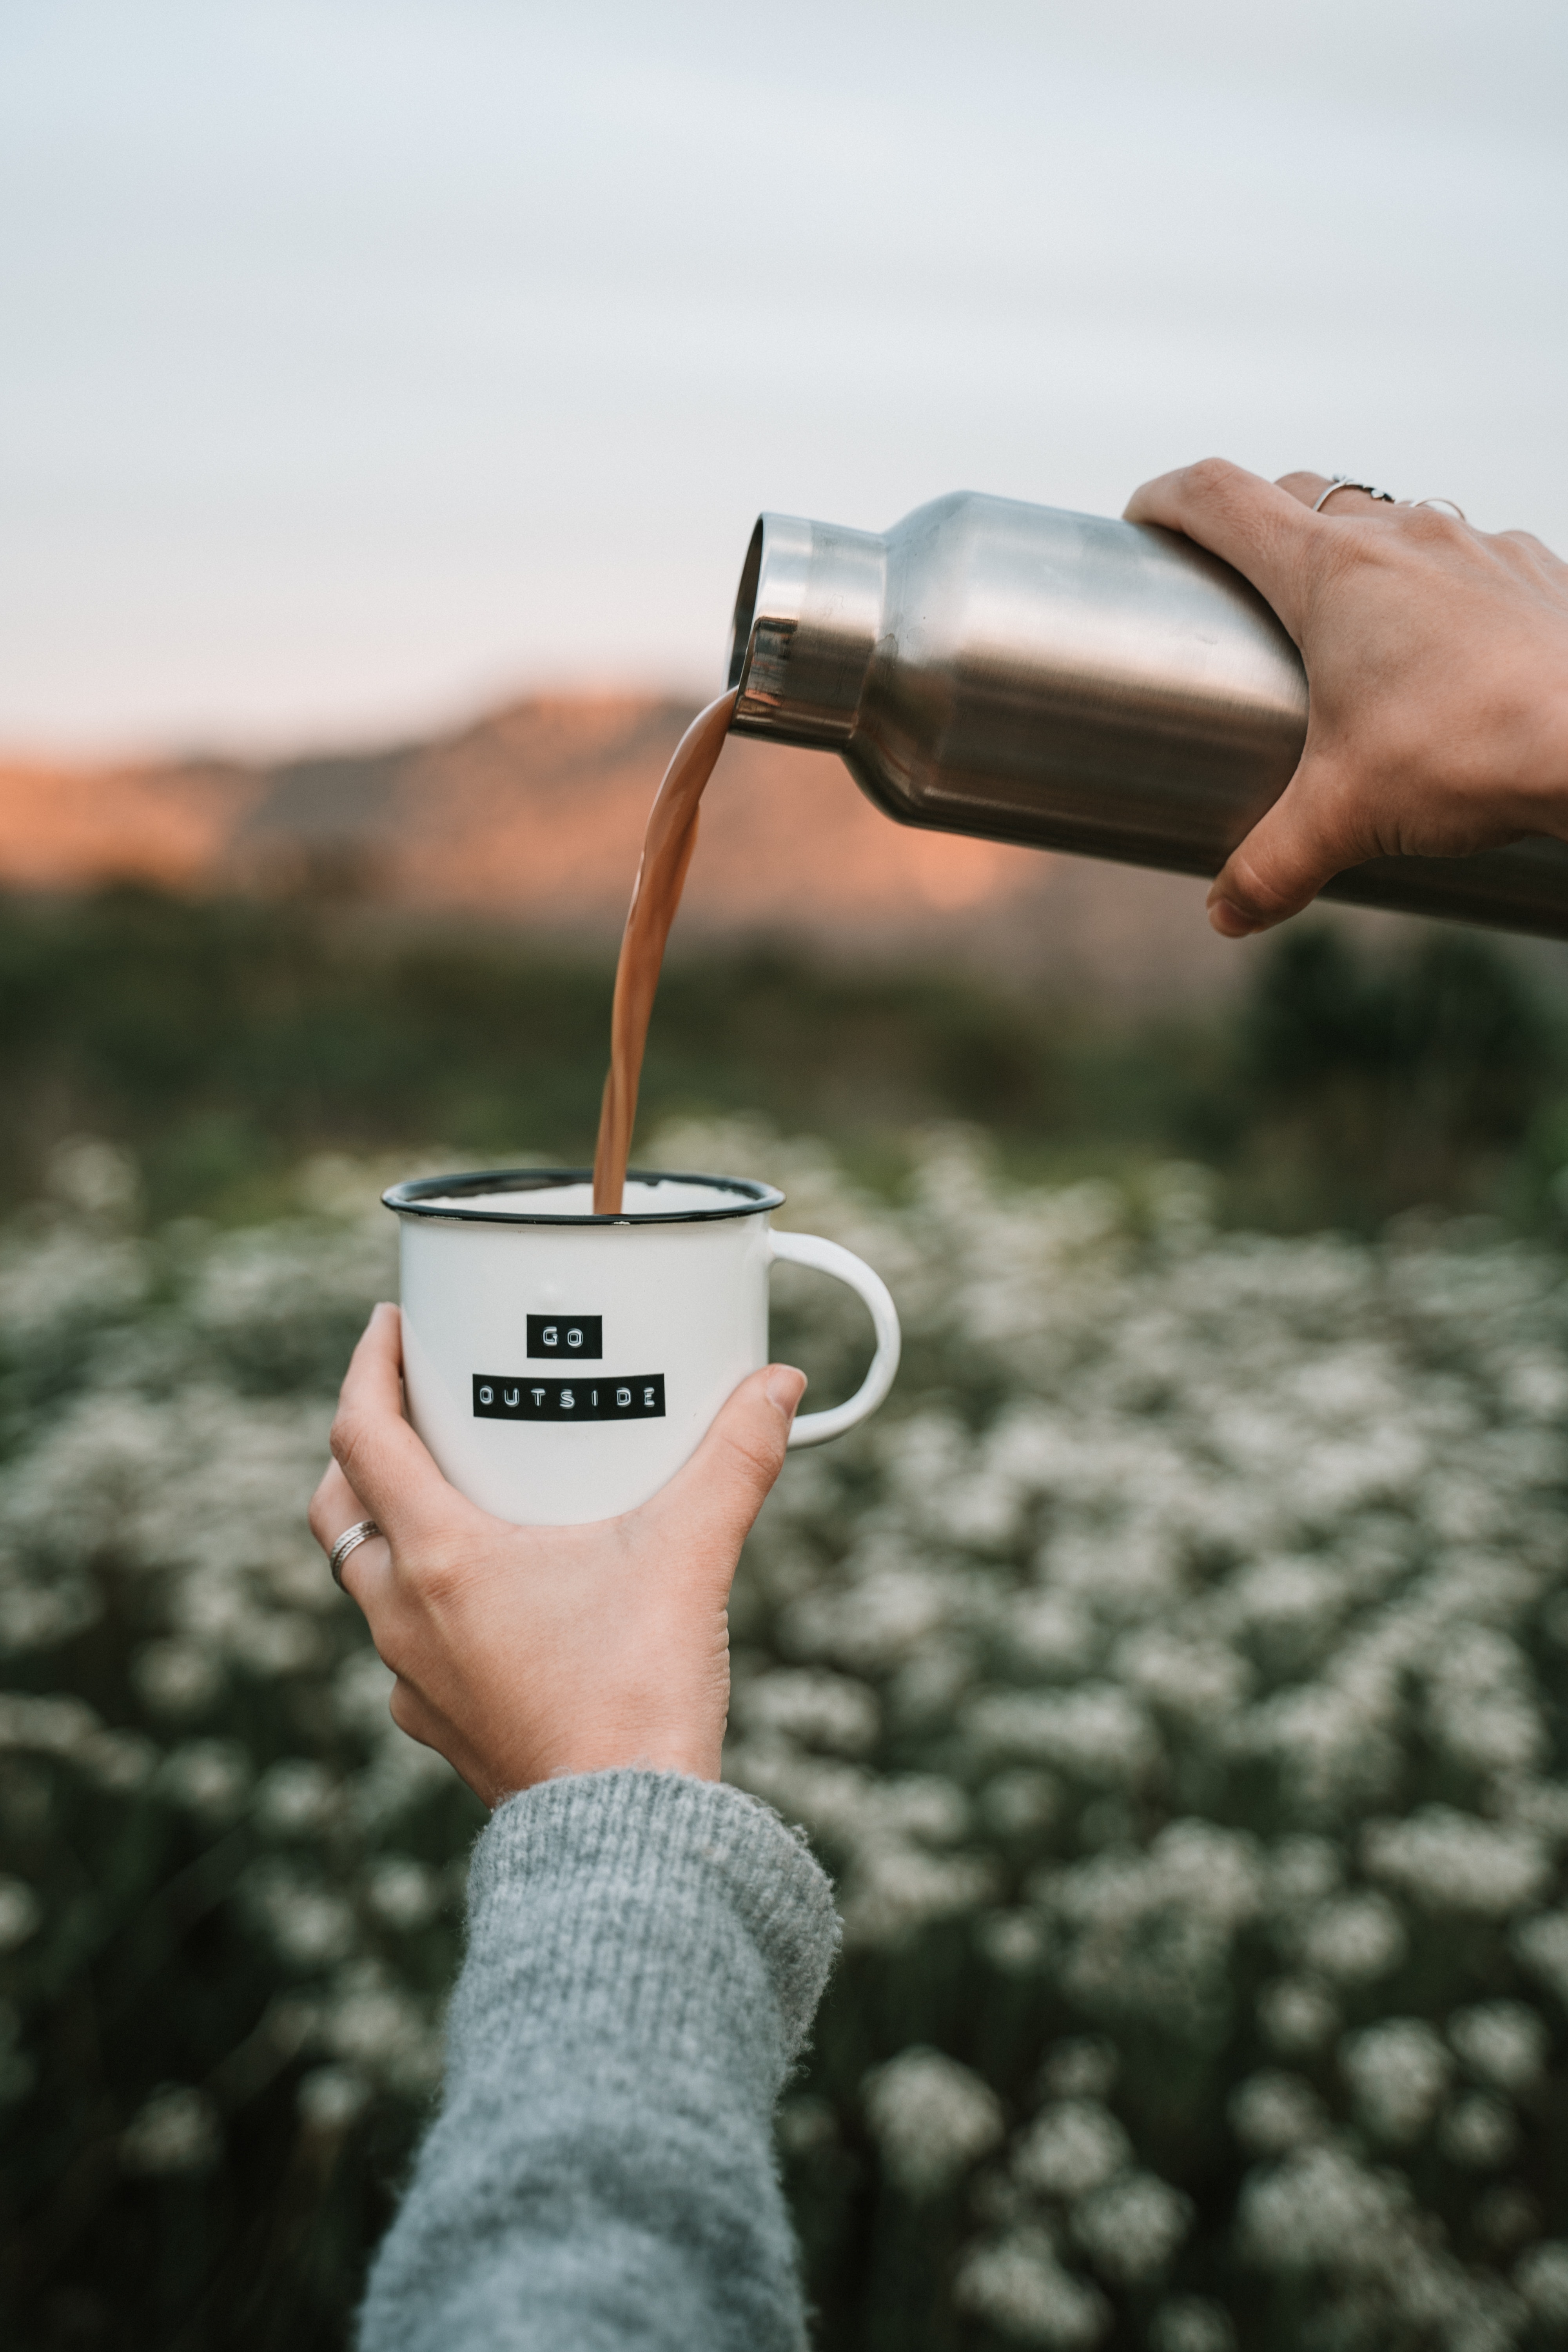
1496;1349;1568;1420
1257;1977;1340;2055
45;1135;141;1221
241;1613;323;1677
1363;1808;1550;1916
0;1571;100;1656
1339;2019;1452;2144
780;1564;958;1671
1449;2001;1548;2094
1226;1555;1350;1670
1114;1629;1250;1726
1041;1528;1185;1620
1005;1593;1098;1677
253;1759;338;1840
132;1639;224;1719
980;1770;1060;1837
964;1686;1156;1787
731;1668;880;1755
0;1878;42;1953
871;1776;971;1845
862;2047;1004;2198
1238;2141;1410;2274
156;1739;252;1822
840;1840;994;1948
1439;2094;1517;2171
1265;1835;1344;1916
323;1964;440;2094
1228;2071;1326;2156
365;1858;441;1931
84;1728;155;1791
954;2227;1111;2348
243;1861;357;1971
0;1693;101;1759
1515;2242;1568;2328
1044;1824;1263;2039
887;1637;975;1728
1423;1627;1547;1777
1039;2040;1118;2102
776;2096;837;2158
297;2065;371;2134
0;1222;147;1352
1149;2298;1236;2352
978;1911;1053;1974
1514;1907;1568;2008
1071;2170;1192;2285
120;2085;220;2177
1013;2101;1130;2203
1299;1892;1406;1983
1428;2272;1529;2352
1236;1680;1401;1815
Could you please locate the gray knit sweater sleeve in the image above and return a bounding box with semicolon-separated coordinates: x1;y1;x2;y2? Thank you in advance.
357;1768;840;2352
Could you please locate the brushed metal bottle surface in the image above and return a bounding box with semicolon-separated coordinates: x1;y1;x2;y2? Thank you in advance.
727;492;1568;940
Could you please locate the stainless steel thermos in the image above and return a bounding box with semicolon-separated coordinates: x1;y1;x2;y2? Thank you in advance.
726;492;1568;939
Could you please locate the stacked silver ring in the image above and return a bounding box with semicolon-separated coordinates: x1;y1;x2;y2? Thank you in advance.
1312;476;1397;511
1314;477;1467;523
328;1517;381;1588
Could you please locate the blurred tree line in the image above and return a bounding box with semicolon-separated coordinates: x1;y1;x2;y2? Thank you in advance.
1;884;1566;1233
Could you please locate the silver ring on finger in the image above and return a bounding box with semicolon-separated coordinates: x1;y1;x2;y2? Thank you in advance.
1407;496;1467;521
1312;476;1398;512
329;1517;381;1588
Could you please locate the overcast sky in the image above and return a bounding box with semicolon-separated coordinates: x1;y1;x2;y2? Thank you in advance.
2;0;1565;755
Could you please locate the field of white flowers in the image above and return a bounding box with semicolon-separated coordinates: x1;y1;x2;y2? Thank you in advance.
2;1124;1567;2352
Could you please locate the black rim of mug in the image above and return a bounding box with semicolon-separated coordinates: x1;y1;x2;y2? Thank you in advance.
381;1167;787;1227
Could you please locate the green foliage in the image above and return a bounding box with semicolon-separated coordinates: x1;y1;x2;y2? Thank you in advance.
1227;928;1563;1231
4;886;1567;1237
3;1126;1568;2349
0;890;1085;1224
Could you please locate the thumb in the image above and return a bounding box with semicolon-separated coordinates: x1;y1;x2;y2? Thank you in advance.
1207;753;1363;936
651;1364;807;1548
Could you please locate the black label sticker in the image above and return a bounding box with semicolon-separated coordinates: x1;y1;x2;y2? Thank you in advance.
527;1315;603;1359
474;1375;664;1421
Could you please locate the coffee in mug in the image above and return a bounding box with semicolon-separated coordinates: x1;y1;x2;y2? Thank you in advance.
383;1167;900;1526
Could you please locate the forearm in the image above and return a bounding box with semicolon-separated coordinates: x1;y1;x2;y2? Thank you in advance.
357;1770;839;2352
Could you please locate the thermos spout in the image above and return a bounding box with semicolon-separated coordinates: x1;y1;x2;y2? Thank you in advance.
728;492;1568;942
728;514;886;750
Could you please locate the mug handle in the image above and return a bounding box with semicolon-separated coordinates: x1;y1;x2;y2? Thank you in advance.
768;1230;902;1448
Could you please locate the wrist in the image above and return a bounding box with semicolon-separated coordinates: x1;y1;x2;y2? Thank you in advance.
528;1738;720;1794
490;1711;725;1803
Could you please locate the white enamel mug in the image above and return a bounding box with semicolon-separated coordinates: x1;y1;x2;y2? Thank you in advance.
382;1167;901;1527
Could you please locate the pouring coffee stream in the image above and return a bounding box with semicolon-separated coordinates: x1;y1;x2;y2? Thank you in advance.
592;687;739;1214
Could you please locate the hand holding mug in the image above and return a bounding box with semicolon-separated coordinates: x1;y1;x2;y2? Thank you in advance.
1123;459;1568;936
310;1304;807;1805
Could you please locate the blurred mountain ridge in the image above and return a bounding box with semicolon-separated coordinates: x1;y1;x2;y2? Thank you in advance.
0;693;1247;1005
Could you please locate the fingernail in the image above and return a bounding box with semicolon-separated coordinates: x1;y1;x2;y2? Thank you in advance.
766;1366;808;1418
1206;895;1258;938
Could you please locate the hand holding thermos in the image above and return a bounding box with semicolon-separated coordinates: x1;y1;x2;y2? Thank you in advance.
1124;461;1568;937
729;463;1568;938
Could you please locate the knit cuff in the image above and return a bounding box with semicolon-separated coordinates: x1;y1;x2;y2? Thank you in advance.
457;1769;840;2082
